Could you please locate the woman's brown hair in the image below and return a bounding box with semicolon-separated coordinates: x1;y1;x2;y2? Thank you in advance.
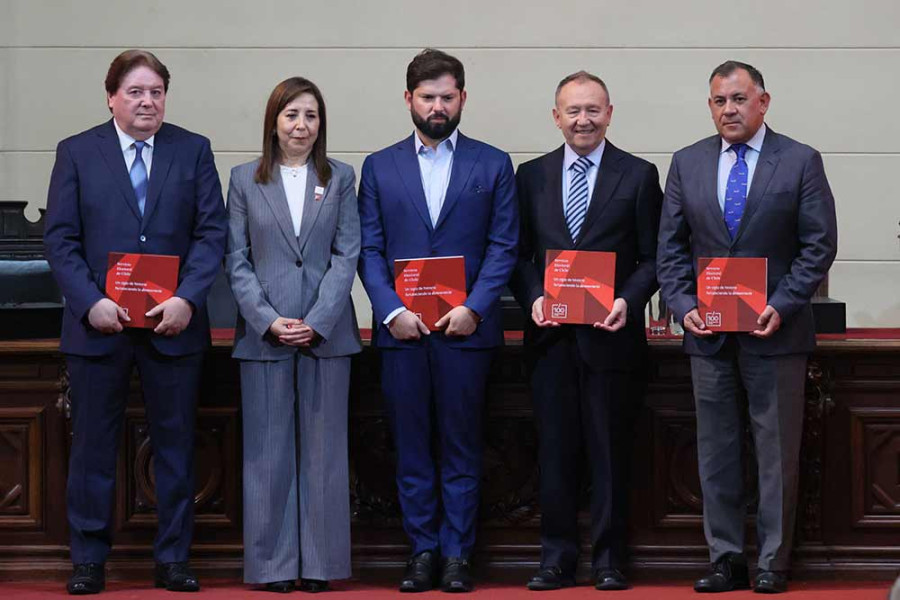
255;77;331;186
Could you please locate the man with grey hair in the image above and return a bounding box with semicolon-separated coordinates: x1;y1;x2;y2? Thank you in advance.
509;70;662;591
657;60;837;593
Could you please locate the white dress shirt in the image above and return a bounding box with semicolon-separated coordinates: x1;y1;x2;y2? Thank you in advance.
279;163;308;237
113;118;154;176
717;123;766;212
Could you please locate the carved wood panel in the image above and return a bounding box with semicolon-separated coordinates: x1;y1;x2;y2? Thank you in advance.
651;408;758;529
850;408;900;527
652;409;703;527
0;407;43;529
116;406;239;531
3;339;900;579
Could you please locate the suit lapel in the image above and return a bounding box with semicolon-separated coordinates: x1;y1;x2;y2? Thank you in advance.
95;120;142;222
142;124;173;229
434;132;479;230
392;135;433;232
297;166;330;252
732;127;781;245
699;136;732;246
539;146;571;249
577;141;624;246
258;168;303;260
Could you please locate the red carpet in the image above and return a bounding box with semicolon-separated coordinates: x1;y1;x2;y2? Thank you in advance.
0;580;891;599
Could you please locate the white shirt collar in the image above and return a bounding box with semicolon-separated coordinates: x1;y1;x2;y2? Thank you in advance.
720;122;766;155
563;139;606;171
414;127;459;154
113;118;155;152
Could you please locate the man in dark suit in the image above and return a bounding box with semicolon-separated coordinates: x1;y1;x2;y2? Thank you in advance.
657;61;837;594
509;71;662;591
357;49;518;593
43;49;227;594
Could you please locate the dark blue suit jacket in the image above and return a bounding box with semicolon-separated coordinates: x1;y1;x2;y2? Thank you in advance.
358;132;518;349
657;128;838;356
44;119;227;356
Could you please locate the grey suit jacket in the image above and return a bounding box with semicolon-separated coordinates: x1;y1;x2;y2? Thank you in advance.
657;127;838;357
225;158;362;360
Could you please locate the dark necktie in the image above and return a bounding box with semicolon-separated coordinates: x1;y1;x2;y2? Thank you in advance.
131;140;148;216
723;143;749;239
565;155;592;242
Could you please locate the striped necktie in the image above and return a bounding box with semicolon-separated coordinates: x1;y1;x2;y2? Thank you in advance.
565;155;592;242
131;140;148;216
723;143;749;239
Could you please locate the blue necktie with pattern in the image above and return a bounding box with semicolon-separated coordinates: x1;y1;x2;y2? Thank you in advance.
723;143;749;239
131;140;148;216
565;155;592;242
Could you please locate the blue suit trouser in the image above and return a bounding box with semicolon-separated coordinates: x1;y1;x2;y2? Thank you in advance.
65;333;202;565
380;336;495;559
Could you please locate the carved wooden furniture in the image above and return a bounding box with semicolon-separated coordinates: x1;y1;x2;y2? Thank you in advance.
0;332;898;581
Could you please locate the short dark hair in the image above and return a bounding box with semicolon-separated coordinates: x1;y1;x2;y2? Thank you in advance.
555;70;610;104
105;49;170;96
709;60;765;91
255;77;332;187
406;48;465;92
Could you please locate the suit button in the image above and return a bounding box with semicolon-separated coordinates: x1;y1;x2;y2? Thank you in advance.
295;260;303;267
139;235;147;242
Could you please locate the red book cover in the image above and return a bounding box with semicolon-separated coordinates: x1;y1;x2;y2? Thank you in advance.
106;252;180;329
394;256;467;331
543;249;616;325
697;257;768;332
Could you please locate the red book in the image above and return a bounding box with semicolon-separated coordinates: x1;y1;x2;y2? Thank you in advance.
543;249;616;325
394;256;467;331
106;252;180;329
697;257;768;332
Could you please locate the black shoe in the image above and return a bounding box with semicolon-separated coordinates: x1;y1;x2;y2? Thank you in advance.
299;578;329;593
694;552;750;593
527;566;575;591
154;562;200;592
67;563;105;595
594;568;629;591
754;570;788;594
440;557;473;593
264;580;296;593
399;550;438;593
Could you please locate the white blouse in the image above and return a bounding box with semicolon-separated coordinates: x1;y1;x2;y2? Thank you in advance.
279;163;308;237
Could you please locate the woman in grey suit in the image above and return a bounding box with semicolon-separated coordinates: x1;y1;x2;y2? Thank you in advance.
225;77;361;593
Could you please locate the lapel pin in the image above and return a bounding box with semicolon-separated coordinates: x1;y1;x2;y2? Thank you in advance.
314;185;325;202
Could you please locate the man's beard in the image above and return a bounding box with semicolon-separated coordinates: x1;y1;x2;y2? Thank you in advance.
411;110;461;141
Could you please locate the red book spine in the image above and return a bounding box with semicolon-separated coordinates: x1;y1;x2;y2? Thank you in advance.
393;256;467;331
543;249;616;325
106;252;180;329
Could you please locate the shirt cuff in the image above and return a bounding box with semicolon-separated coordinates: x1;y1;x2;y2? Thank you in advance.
383;307;407;326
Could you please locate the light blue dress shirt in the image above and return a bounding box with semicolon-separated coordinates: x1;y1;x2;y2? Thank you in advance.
415;128;458;226
562;140;605;209
716;123;766;212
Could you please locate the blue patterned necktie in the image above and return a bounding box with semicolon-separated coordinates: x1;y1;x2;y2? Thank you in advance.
565;155;592;242
131;140;148;216
723;143;749;239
